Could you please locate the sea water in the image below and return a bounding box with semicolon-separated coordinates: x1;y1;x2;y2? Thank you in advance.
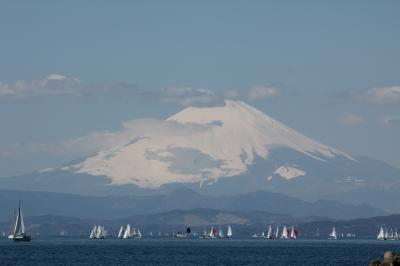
0;238;398;265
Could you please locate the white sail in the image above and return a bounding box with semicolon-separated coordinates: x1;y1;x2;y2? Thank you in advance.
389;229;394;240
384;229;389;239
290;226;297;239
123;224;131;239
266;225;273;239
209;226;215;238
281;225;289;239
101;226;107;238
395;229;399;240
89;225;97;239
218;228;224;238
227;225;232;238
377;226;385;240
329;226;337;240
13;201;26;237
137;228;142;239
118;226;124;239
275;225;279;239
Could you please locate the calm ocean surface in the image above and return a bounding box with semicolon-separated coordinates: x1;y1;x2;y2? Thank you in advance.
0;238;399;266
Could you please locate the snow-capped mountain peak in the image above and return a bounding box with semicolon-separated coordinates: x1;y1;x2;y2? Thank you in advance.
72;100;353;188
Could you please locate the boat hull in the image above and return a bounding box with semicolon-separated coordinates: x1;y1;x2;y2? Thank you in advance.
13;235;31;242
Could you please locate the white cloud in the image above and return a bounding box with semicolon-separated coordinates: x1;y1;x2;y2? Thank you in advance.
338;113;365;126
0;75;280;106
0;74;137;99
0;118;215;159
225;86;279;101
159;86;219;106
245;86;280;100
381;115;400;126
353;86;400;104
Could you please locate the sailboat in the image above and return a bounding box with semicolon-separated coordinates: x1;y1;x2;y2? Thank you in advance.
118;226;124;239
266;225;274;239
377;226;385;240
290;226;297;239
275;225;279;239
123;224;132;239
12;201;31;241
384;228;389;240
136;228;142;239
89;225;97;239
389;229;395;240
209;226;217;239
202;229;208;239
328;226;337;240
226;225;233;239
218;228;224;239
281;225;289;239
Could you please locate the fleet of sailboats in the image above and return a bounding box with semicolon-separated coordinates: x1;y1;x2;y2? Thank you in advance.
252;224;298;239
4;202;400;242
377;226;399;240
201;225;232;239
119;224;142;239
89;225;108;239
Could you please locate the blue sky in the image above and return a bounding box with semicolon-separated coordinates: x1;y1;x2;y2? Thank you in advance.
0;0;399;176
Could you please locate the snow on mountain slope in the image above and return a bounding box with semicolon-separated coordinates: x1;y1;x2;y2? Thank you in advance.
273;165;306;180
71;100;353;188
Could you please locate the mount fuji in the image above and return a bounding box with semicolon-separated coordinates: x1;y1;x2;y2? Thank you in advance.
1;100;399;212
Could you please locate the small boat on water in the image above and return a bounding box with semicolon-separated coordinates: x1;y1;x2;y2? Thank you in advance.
202;229;208;239
117;226;124;239
281;225;289;239
266;225;274;239
290;225;298;239
218;228;224;239
11;201;31;242
175;227;191;238
328;226;337;240
226;225;233;239
209;226;218;239
377;226;386;240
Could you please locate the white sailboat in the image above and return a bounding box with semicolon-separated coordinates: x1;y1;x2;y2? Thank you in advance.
136;228;142;239
384;229;389;240
275;225;279;239
266;225;274;239
290;226;297;239
202;229;208;239
118;226;124;239
329;226;337;240
389;229;395;240
89;225;97;239
12;201;31;241
377;226;385;240
209;226;217;239
218;228;224;239
281;225;289;239
123;224;132;239
226;225;233;239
